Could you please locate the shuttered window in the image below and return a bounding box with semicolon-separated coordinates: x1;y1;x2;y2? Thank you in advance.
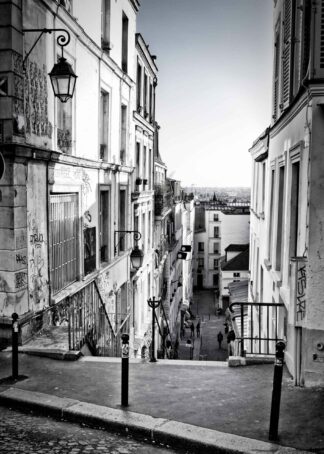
273;21;281;120
301;0;311;78
320;0;324;68
281;0;294;107
50;193;78;294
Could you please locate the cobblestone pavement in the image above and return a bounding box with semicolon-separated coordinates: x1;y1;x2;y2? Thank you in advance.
0;407;184;454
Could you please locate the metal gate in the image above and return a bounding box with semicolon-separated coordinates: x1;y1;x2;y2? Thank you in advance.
49;193;78;295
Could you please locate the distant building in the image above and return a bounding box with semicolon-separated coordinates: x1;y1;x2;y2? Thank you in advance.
193;200;250;289
220;245;249;309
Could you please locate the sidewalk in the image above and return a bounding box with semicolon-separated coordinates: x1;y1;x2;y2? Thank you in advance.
0;351;323;453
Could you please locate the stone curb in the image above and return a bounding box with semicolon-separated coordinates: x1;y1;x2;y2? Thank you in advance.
4;347;82;361
0;388;312;454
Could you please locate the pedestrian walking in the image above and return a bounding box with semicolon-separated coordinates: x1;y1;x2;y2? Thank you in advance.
217;331;223;349
190;322;195;338
196;319;200;337
227;329;236;356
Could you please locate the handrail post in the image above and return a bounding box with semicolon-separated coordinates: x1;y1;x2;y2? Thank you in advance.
240;304;244;356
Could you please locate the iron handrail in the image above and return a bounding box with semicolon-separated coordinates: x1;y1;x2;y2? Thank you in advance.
229;301;284;357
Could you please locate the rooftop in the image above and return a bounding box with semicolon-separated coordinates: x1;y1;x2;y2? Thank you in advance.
225;244;249;252
221;247;249;271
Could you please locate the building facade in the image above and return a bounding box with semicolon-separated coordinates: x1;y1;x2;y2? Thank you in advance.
193;201;250;290
0;0;159;357
249;0;324;386
130;33;157;358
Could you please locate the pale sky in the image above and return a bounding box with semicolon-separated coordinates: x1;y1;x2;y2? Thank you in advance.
137;0;273;188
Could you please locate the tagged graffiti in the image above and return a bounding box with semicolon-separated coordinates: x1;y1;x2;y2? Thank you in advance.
81;170;91;195
84;210;92;223
27;213;48;305
29;256;47;304
16;254;27;265
30;232;44;248
15;271;27;289
296;264;306;321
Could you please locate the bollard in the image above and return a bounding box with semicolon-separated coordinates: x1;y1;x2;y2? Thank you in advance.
12;313;19;379
121;333;129;407
269;341;286;441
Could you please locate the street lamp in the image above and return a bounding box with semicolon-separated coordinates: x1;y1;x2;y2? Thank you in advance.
22;28;77;102
114;230;144;270
147;297;161;362
49;56;77;103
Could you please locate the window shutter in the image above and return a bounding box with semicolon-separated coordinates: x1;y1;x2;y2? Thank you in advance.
311;0;324;77
299;0;311;81
319;0;324;71
281;0;293;107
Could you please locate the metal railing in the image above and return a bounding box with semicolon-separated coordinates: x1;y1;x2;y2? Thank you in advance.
62;280;129;356
155;301;174;359
229;302;284;357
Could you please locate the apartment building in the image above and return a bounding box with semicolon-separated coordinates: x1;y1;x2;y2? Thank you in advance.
130;33;157;357
249;0;324;386
0;0;149;355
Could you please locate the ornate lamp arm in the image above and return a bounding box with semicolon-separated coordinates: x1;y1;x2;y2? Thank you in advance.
22;28;71;70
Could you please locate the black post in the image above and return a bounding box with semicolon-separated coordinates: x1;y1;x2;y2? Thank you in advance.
121;333;129;407
12;313;19;379
269;341;286;441
148;297;161;363
151;301;156;362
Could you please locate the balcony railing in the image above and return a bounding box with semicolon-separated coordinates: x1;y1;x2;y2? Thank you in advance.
154;184;172;216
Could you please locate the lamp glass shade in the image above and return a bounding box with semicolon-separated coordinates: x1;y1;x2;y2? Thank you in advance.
49;57;77;103
130;245;144;270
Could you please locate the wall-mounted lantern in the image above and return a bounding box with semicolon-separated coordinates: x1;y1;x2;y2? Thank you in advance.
22;28;77;103
114;230;144;270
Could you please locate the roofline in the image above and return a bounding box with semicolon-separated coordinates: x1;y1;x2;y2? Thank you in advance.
135;33;158;74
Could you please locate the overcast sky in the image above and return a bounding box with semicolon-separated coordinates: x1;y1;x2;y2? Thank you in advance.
137;0;273;188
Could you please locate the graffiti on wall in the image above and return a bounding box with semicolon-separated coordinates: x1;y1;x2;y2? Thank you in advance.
27;214;48;305
24;60;53;138
296;263;306;321
16;254;27;265
15;271;27;289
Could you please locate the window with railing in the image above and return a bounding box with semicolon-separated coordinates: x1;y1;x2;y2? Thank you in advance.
101;0;111;50
100;90;109;161
214;226;219;238
198;242;204;252
214;259;219;269
136;61;142;111
49;193;78;294
100;190;109;263
121;12;128;72
57;94;72;154
198;258;204;269
120;104;127;163
213;214;219;221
